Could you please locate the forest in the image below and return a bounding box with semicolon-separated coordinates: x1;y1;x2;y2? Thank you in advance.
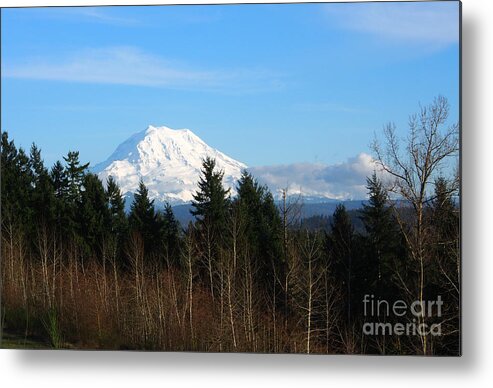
0;97;460;355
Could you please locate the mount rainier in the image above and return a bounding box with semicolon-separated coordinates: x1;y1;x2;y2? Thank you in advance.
93;125;246;205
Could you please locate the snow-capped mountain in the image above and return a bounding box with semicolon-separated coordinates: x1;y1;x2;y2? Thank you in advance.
93;125;247;205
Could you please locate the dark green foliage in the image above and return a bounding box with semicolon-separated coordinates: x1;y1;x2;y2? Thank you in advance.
106;176;128;236
78;173;110;257
357;172;401;300
50;160;71;237
1;132;34;229
63;151;89;204
429;177;459;256
50;161;67;199
104;176;129;267
190;157;230;289
129;179;159;257
58;151;90;238
191;156;230;234
427;177;460;355
326;204;354;323
29;144;56;227
160;202;181;266
234;171;283;300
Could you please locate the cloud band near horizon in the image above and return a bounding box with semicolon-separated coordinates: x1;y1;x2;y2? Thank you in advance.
248;153;380;201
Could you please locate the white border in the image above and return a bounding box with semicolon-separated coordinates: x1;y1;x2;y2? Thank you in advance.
1;0;492;387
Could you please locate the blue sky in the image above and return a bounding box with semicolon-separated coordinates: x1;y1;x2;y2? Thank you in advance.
1;1;459;169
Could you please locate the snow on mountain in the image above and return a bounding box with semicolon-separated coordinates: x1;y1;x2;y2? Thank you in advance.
93;125;247;205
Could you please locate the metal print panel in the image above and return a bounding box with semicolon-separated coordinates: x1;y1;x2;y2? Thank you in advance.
0;0;461;355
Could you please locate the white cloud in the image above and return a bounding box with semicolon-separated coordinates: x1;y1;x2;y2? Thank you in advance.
249;153;382;201
325;2;459;47
73;8;140;26
3;46;283;93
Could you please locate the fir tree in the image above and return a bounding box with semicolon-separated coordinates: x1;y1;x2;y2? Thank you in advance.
79;173;110;256
190;157;230;298
161;202;180;266
51;160;67;199
104;176;128;266
50;160;70;235
129;179;158;257
1;132;21;226
29;144;56;226
63;151;89;203
358;172;399;299
106;176;128;237
235;171;283;300
1;133;33;228
327;204;354;323
428;176;460;355
191;156;230;231
29;143;45;179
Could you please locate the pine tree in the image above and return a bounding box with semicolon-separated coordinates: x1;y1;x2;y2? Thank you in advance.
29;144;56;227
29;143;44;178
191;157;230;230
427;176;459;291
327;204;354;323
60;151;89;237
129;179;158;257
79;173;110;256
358;172;400;300
429;177;458;248
51;160;67;199
1;133;33;229
106;176;127;234
190;156;230;251
428;176;460;355
104;176;128;267
161;202;180;266
190;157;230;299
63;151;89;204
235;171;283;301
50;160;70;236
1;132;22;226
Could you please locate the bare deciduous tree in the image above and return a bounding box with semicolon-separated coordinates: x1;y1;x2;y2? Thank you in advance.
371;95;459;355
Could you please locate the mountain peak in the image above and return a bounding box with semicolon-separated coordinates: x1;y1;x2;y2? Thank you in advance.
93;125;246;205
145;124;190;134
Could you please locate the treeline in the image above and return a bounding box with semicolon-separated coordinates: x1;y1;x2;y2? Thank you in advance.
0;98;460;354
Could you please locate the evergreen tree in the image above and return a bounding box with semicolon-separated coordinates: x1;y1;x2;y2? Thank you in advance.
429;177;458;248
235;171;283;300
327;204;354;323
63;151;89;204
29;143;44;178
191;157;230;231
1;133;33;228
1;132;21;226
354;173;408;354
160;202;180;266
79;173;110;256
106;176;128;236
427;176;459;291
51;160;67;199
358;172;400;300
190;157;230;297
105;176;128;266
60;151;89;236
29;144;56;227
190;157;230;252
129;179;158;257
428;176;460;355
50;160;70;236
